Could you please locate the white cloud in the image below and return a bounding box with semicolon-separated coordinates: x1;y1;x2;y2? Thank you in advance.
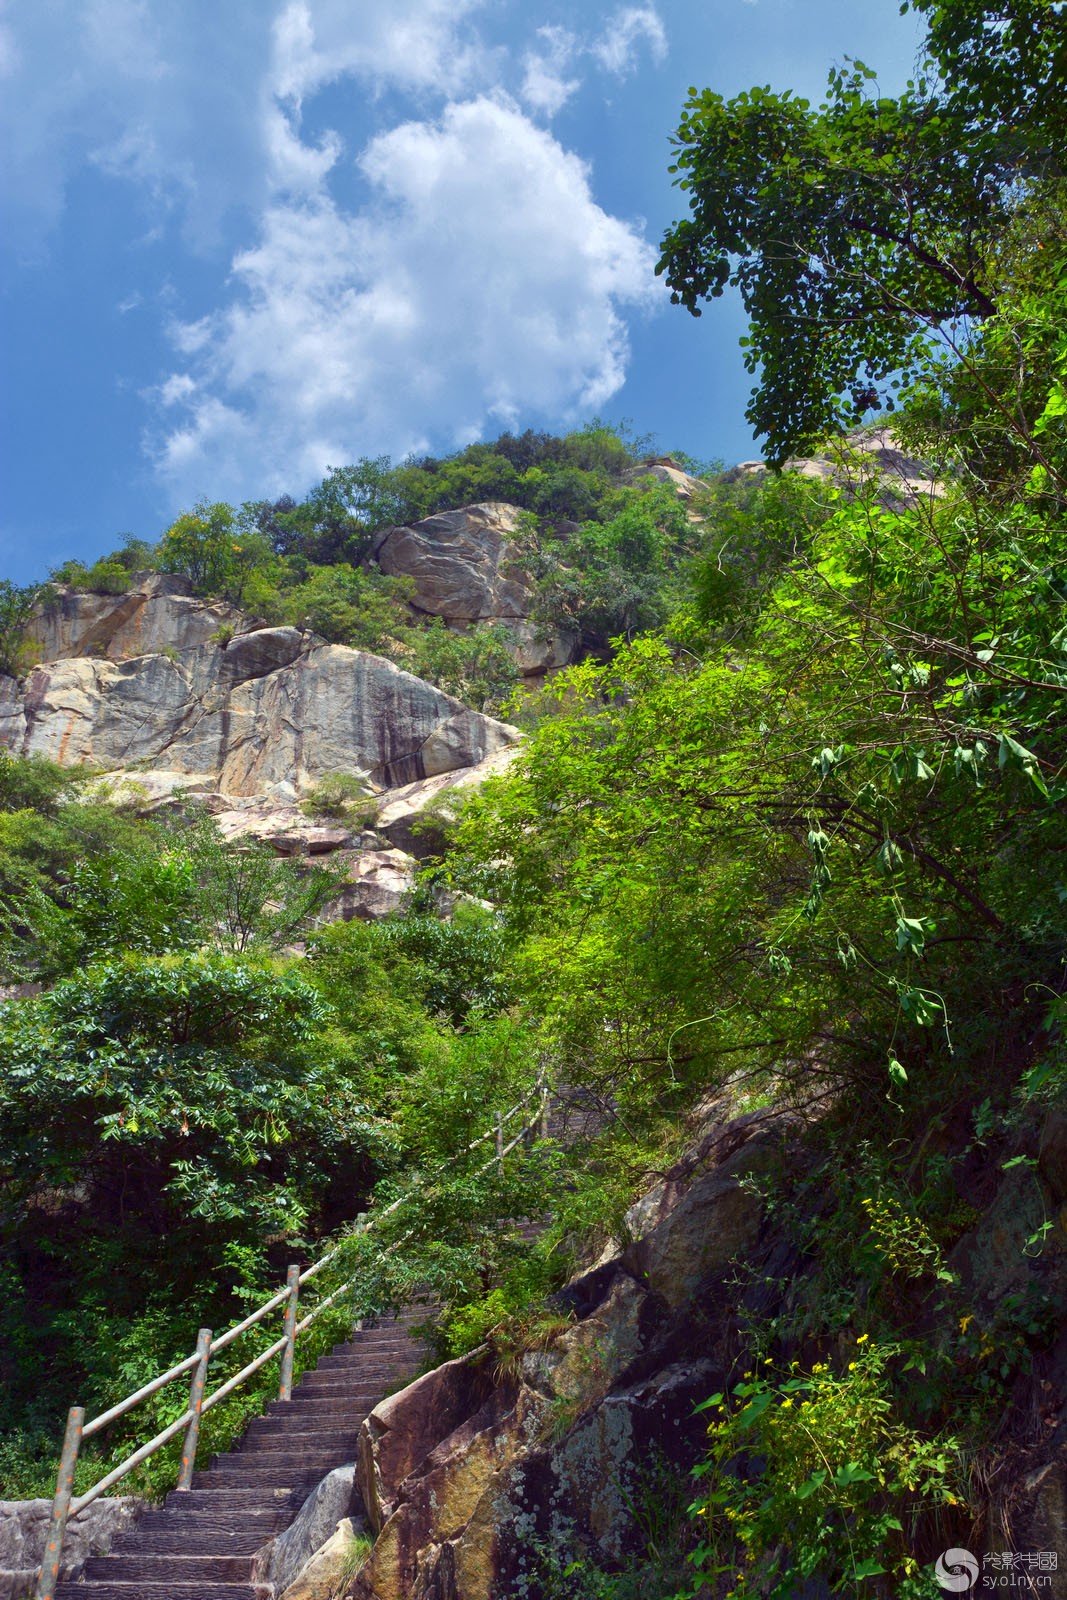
592;6;667;76
268;0;488;104
150;96;661;503
520;26;581;117
0;0;276;252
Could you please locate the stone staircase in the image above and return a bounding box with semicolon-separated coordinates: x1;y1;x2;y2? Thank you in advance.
54;1310;428;1600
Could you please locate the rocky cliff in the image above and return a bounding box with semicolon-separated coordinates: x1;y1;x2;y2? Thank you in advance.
0;567;524;922
336;1101;1067;1599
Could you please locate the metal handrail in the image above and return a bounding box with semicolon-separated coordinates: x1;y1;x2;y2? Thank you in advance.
35;1074;550;1600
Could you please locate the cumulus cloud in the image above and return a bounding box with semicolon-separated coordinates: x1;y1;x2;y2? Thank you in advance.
1;0;490;249
519;26;581;117
268;0;489;104
592;6;668;76
150;97;661;502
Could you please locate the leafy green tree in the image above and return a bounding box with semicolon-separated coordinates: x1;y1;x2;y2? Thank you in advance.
0;952;385;1422
532;482;697;648
0;581;42;678
158;500;273;602
257;459;402;567
169;815;345;954
907;0;1066;159
656;1;1061;461
404;618;519;711
279;563;416;650
0;799;344;980
659;75;997;459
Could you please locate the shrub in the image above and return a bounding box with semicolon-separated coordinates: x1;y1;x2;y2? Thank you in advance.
688;1341;964;1597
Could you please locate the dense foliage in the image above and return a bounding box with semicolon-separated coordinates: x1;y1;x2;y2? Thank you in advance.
2;4;1065;1592
657;0;1066;462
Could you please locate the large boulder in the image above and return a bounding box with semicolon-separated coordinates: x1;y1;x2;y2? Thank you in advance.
619;1132;775;1310
376;746;518;857
621;457;709;503
723;427;945;512
254;1464;363;1598
279;1519;366;1600
1;643;518;796
373;505;531;623
330;849;417;922
357;1353;497;1536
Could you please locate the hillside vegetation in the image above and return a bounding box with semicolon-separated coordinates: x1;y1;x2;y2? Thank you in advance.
2;1;1067;1594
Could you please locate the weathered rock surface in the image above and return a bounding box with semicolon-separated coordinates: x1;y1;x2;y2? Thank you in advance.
280;1518;365;1600
1;640;517;795
372;504;579;677
376;746;518;857
331;849;417;921
346;1113;785;1600
29;573;242;664
725;427;945;510
622;456;710;503
0;1497;143;1600
620;1133;774;1310
373;505;531;623
254;1464;363;1598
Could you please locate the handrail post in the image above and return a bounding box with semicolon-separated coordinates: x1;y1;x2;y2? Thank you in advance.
35;1405;84;1600
539;1088;550;1141
279;1265;300;1401
176;1328;212;1491
495;1112;504;1166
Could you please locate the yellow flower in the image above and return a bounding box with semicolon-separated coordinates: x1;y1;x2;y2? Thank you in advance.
780;1398;793;1408
763;1357;774;1365
856;1333;869;1344
959;1314;974;1333
848;1361;858;1371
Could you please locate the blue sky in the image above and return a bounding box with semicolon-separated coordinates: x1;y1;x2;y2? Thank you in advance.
1;0;926;584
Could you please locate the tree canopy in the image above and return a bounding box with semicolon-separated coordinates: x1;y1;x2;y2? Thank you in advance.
657;0;1065;461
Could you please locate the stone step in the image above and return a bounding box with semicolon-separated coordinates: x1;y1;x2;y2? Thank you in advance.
162;1487;297;1515
242;1417;363;1445
266;1393;381;1414
294;1372;407;1393
230;1440;361;1465
203;1452;329;1477
246;1414;367;1440
192;1465;321;1490
339;1334;422;1348
82;1555;254;1583
55;1585;261;1600
314;1354;418;1372
112;1525;273;1556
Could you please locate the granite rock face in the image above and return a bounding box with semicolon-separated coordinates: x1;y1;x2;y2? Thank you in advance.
373;504;531;623
1;639;517;796
254;1465;363;1598
28;573;242;664
725;426;945;511
345;1113;785;1600
621;457;710;505
373;504;579;677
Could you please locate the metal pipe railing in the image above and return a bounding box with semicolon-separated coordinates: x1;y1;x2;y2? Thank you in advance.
34;1073;551;1600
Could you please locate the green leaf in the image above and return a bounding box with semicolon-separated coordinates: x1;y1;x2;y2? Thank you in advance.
888;1057;908;1088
